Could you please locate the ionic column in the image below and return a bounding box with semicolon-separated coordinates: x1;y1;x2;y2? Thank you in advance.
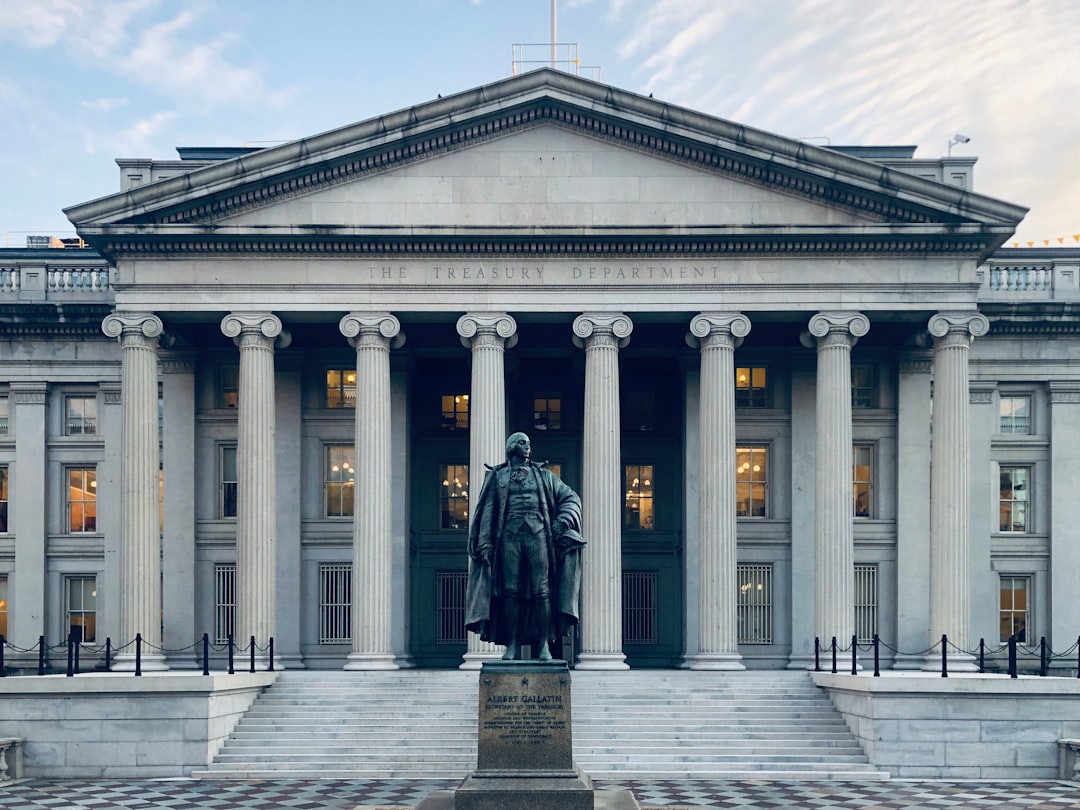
573;313;632;670
456;312;518;669
221;312;288;666
926;311;988;670
687;313;750;670
808;312;868;654
340;312;405;670
102;312;167;671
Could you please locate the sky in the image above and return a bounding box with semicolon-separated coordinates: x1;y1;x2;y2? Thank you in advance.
1;0;1077;248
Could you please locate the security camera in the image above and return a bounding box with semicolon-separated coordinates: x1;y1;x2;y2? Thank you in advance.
953;134;971;144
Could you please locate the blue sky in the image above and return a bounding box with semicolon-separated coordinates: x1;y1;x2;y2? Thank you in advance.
1;0;1077;247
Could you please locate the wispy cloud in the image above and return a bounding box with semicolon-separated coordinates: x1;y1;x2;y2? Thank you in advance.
81;110;177;156
81;97;130;112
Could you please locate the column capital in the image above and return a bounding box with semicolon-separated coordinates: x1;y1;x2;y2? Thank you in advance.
222;312;291;348
808;311;870;341
928;311;989;341
688;313;751;349
102;312;163;342
456;312;518;349
339;311;405;349
572;312;633;349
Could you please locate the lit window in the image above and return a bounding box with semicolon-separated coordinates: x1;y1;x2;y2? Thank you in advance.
999;395;1031;434
737;564;772;644
854;564;878;643
326;369;357;409
66;396;97;435
0;396;8;435
325;445;355;517
0;466;7;533
440;463;469;530
436;571;467;645
735;367;768;408
623;464;655;530
214;563;235;644
624;391;656;432
999;575;1029;643
533;396;562;431
67;467;97;533
0;577;7;638
220;366;239;409
851;365;876;408
853;445;873;518
220;446;237;519
999;466;1029;532
67;576;97;642
319;564;352;644
441;394;469;430
736;446;768;517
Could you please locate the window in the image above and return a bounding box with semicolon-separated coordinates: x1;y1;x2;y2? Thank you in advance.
214;563;236;644
440;464;469;530
319;564;352;644
67;576;97;642
851;365;877;408
533;396;562;431
220;446;238;519
0;396;8;435
66;396;97;435
220;366;239;409
999;575;1029;643
623;464;655;530
854;564;878;643
623;571;658;644
0;466;7;533
999;466;1029;532
436;571;467;645
441;394;469;430
999;395;1031;434
736;446;768;517
853;445;873;518
737;564;773;644
326;369;357;409
67;467;97;532
325;445;355;517
0;577;7;638
624;391;656;432
735;367;768;408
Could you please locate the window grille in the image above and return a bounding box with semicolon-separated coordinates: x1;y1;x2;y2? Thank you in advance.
0;396;7;435
67;576;97;643
67;467;98;533
999;395;1031;434
319;564;352;644
436;571;467;644
737;564;772;644
441;394;469;430
622;571;657;644
735;367;768;408
854;564;878;644
999;466;1029;532
735;447;768;517
326;369;357;409
851;365;876;408
66;396;97;435
999;575;1030;643
623;464;655;530
214;563;236;645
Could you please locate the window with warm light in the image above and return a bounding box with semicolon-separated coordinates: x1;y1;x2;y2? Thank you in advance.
999;395;1031;434
326;369;357;409
220;446;237;519
0;466;7;533
737;564;772;644
325;445;356;517
623;464;655;530
66;396;97;435
67;467;97;532
219;366;239;409
735;367;768;408
853;445;873;518
736;447;768;517
440;463;469;529
67;576;97;642
851;365;877;408
533;396;562;431
999;466;1029;532
441;394;469;430
1000;575;1029;643
0;577;7;638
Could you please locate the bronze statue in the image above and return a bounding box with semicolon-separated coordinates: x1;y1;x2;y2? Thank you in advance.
465;432;584;660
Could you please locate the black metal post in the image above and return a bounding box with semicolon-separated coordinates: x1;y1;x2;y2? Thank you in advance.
249;635;256;674
851;634;858;675
0;633;5;676
814;637;820;672
228;634;234;675
1008;634;1018;678
1040;636;1048;677
873;633;880;677
66;632;74;677
978;638;985;673
38;635;46;675
73;634;80;675
941;634;948;678
135;633;143;677
268;637;275;672
1076;636;1080;679
831;636;837;674
105;638;112;670
202;633;210;676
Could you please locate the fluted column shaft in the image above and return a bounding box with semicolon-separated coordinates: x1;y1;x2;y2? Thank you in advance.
102;312;167;671
809;312;868;650
222;313;285;662
689;314;750;669
573;313;632;670
457;313;517;668
341;313;404;670
927;312;988;670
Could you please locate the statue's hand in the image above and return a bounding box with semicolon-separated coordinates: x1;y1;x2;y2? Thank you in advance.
478;544;493;566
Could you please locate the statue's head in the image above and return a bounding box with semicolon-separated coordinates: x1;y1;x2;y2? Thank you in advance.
506;432;532;461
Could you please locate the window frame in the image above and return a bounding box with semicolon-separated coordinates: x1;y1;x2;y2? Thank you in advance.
999;574;1031;644
440;393;470;431
439;462;470;530
324;444;356;518
735;366;769;409
326;368;357;409
735;445;769;518
998;465;1030;533
736;563;773;644
214;563;236;645
219;365;239;409
319;563;352;644
66;466;98;533
66;575;97;643
0;465;7;534
219;445;238;519
532;394;563;432
0;396;8;436
65;395;97;436
998;394;1032;435
854;563;878;644
0;576;7;638
623;463;656;531
851;364;877;409
853;444;874;519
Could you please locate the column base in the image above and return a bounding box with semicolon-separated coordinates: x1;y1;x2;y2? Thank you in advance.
460;650;504;670
787;654;817;671
922;651;978;673
344;652;399;671
574;653;629;671
111;652;169;673
686;652;745;671
891;652;928;671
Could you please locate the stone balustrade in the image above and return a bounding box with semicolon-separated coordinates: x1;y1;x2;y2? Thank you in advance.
0;737;24;783
979;255;1079;301
0;262;114;300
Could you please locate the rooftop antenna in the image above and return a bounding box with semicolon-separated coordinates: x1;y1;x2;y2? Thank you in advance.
551;0;557;69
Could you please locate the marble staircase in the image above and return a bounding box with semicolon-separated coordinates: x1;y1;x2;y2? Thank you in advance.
193;669;886;780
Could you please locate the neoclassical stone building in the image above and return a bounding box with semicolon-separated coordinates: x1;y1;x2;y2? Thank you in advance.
1;69;1077;671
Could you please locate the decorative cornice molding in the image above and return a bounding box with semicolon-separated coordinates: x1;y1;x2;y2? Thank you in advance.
969;381;997;404
0;324;112;340
1048;381;1080;404
160;352;197;374
9;382;47;404
100;382;123;405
